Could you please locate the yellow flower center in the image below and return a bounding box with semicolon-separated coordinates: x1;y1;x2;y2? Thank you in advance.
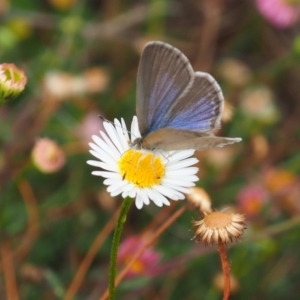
118;149;165;188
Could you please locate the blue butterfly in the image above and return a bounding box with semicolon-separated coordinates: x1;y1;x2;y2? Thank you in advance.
133;41;241;151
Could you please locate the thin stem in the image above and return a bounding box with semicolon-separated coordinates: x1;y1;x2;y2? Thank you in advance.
99;205;186;300
1;238;20;300
63;206;121;300
218;241;230;300
194;0;223;72
108;197;133;300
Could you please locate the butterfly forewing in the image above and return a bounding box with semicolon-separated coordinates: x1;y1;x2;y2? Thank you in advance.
136;41;194;136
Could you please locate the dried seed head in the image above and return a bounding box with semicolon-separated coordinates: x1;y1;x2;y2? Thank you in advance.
192;211;246;246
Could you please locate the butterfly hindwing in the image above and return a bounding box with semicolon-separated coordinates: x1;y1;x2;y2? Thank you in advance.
163;71;224;132
143;128;241;151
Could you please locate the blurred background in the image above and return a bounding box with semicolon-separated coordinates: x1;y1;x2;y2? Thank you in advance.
1;0;300;299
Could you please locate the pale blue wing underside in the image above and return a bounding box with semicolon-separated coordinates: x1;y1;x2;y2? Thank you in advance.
136;41;241;151
136;41;194;136
156;71;224;132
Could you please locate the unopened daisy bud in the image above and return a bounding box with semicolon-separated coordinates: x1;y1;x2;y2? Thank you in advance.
32;138;65;173
192;211;246;246
0;63;27;103
213;272;239;294
186;187;212;213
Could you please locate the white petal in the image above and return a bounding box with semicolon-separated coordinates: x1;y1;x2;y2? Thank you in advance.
168;175;199;182
121;118;130;141
89;144;116;165
153;185;184;200
167;158;199;170
122;191;128;198
92;134;120;159
99;130;123;156
103;122;125;154
103;178;122;185
162;178;196;187
87;158;119;172
110;187;124;197
107;180;128;193
135;195;144;209
129;190;136;198
161;183;191;194
145;189;163;207
165;167;199;177
155;191;171;206
167;150;195;162
91;171;121;179
137;189;150;205
114;119;130;151
131;116;141;142
122;183;135;192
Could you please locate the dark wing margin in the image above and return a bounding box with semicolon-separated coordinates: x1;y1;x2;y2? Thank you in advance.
136;41;194;136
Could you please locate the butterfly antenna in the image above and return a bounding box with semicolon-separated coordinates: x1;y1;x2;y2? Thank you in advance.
98;115;111;123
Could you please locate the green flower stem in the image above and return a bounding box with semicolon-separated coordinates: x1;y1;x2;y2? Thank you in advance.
108;197;133;300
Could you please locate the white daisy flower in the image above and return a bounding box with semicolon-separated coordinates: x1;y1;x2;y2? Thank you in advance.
87;116;199;209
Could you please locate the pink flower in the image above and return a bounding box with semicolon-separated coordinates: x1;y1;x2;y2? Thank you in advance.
118;236;161;277
237;185;269;217
32;138;65;173
256;0;300;28
76;111;104;144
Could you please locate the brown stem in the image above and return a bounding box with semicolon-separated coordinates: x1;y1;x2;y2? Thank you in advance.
218;241;230;300
0;180;40;272
194;0;223;72
1;239;20;300
16;180;40;261
140;204;175;235
63;206;121;300
99;205;187;300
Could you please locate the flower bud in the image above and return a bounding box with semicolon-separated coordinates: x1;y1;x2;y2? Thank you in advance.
0;63;27;103
32;138;65;173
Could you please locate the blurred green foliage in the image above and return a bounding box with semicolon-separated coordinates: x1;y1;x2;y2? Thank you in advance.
1;0;300;299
